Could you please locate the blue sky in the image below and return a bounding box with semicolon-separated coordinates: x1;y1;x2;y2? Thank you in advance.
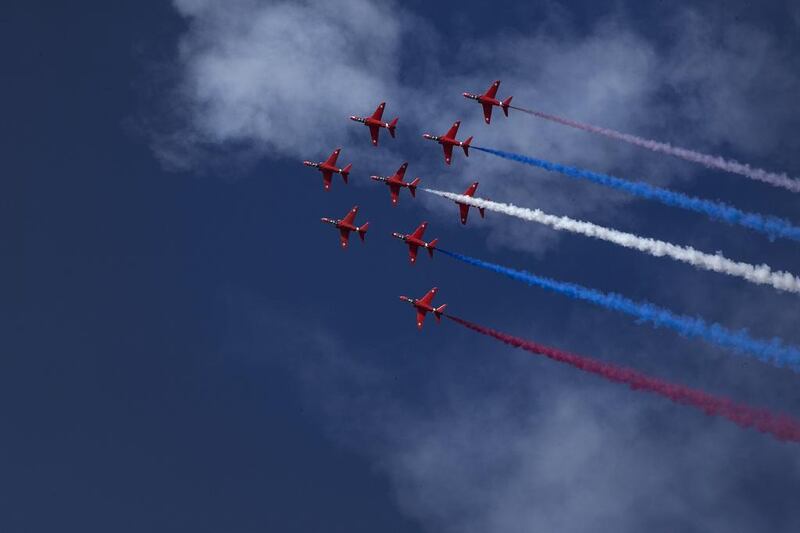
4;1;800;531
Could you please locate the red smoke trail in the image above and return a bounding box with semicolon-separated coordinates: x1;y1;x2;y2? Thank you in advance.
511;106;800;193
447;314;800;443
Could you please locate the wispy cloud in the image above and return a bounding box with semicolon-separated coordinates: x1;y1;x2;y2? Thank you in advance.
223;287;800;533
156;1;800;255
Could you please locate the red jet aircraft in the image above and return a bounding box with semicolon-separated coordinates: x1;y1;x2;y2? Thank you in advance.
422;121;473;165
321;206;369;248
392;222;438;264
303;148;352;191
455;182;485;225
371;162;421;205
463;80;513;124
350;102;398;146
399;287;447;329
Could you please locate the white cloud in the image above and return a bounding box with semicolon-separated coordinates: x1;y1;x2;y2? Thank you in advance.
170;5;800;531
224;287;800;533
158;1;800;256
170;0;403;156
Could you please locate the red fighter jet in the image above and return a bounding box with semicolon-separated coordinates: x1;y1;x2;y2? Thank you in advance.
455;182;486;225
371;162;421;205
422;121;473;165
350;102;398;146
463;80;513;124
321;206;369;248
391;222;439;264
303;148;352;191
399;287;447;329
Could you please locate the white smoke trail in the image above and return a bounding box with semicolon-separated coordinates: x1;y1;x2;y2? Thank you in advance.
424;188;800;294
513;107;800;193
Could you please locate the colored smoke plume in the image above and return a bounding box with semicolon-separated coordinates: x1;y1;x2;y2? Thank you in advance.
448;314;800;443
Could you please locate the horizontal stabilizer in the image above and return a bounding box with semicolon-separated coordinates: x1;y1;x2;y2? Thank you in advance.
357;222;369;241
427;238;438;257
409;178;421;197
502;96;512;116
341;163;352;183
462;136;473;156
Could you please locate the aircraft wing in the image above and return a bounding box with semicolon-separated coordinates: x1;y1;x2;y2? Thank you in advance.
322;170;333;190
482;102;494;124
339;228;351;247
458;202;470;224
442;143;454;165
419;287;438;306
369;124;380;146
324;148;340;166
395;162;408;179
371;102;386;120
416;309;427;329
410;222;427;240
389;184;401;205
341;206;358;225
408;243;419;263
483;80;500;99
444;121;460;139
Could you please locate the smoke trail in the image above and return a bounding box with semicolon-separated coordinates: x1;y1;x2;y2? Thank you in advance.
474;146;800;242
437;248;800;370
424;188;800;294
511;105;800;193
447;314;800;443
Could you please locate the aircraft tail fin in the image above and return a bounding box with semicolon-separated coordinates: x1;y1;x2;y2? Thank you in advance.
408;178;421;197
479;204;486;219
462;136;473;157
434;304;447;321
341;163;352;183
427;239;438;257
388;118;398;138
502;96;512;116
357;222;369;241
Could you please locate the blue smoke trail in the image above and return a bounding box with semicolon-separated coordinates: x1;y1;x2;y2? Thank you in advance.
438;248;800;370
474;146;800;242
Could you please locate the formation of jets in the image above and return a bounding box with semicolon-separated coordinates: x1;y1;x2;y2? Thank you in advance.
304;80;514;327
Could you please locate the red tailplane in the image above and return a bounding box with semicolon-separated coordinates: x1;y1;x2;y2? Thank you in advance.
357;223;369;241
501;96;512;116
427;238;438;257
409;178;421;197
